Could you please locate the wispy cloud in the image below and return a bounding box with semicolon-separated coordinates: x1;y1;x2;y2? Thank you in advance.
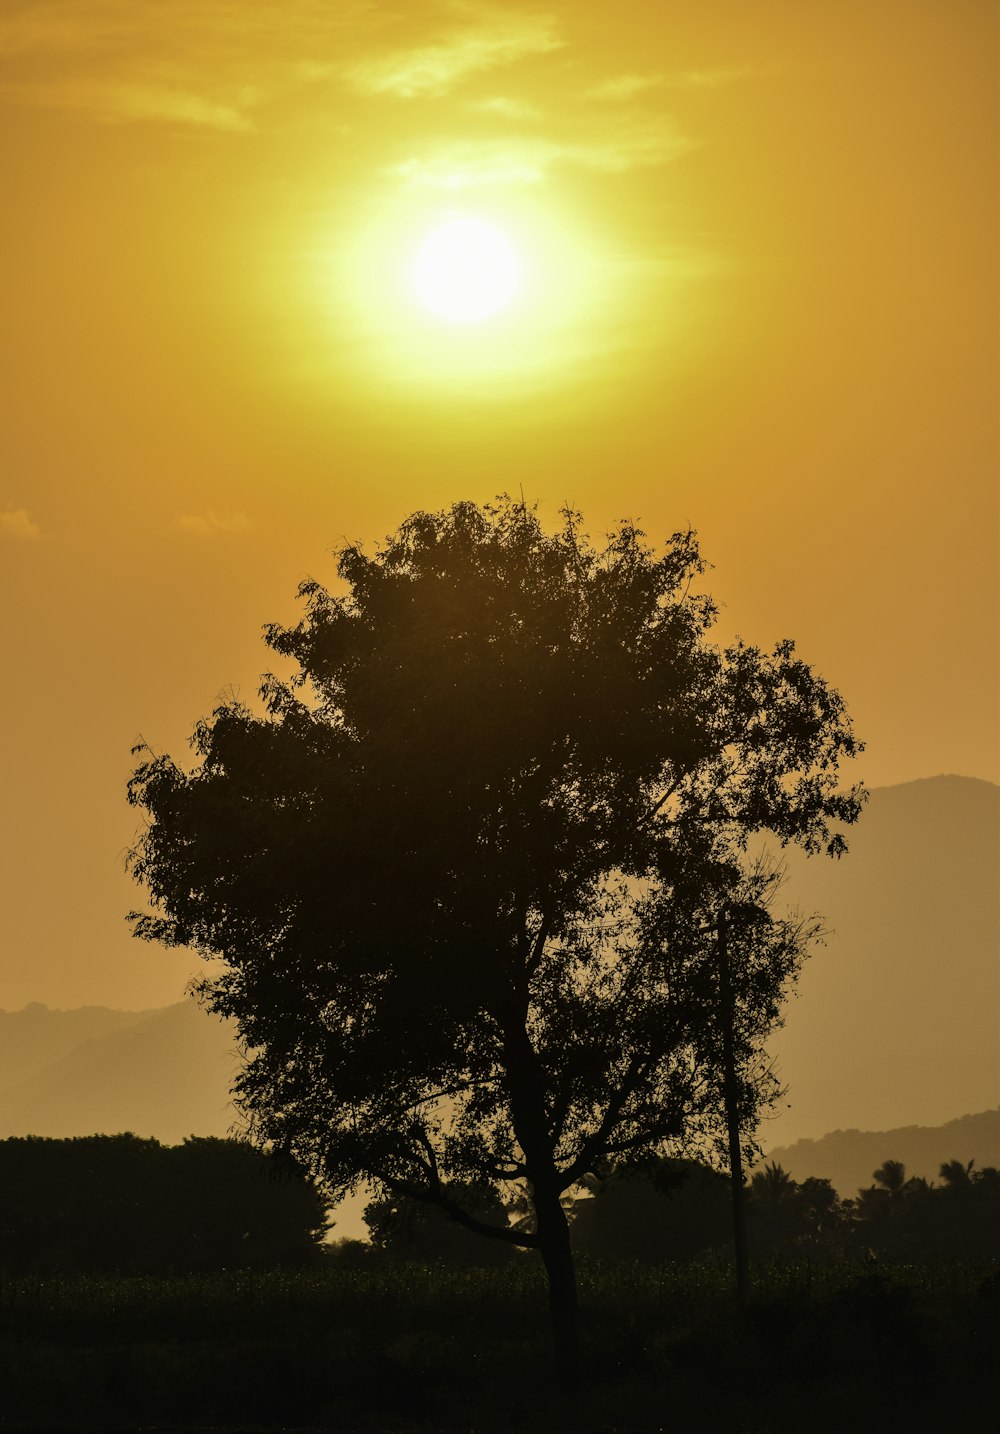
106;81;257;130
587;73;662;103
0;507;41;540
468;94;540;121
588;67;751;102
175;510;251;538
391;120;694;191
4;76;258;129
0;1;374;61
344;14;564;99
0;0;375;127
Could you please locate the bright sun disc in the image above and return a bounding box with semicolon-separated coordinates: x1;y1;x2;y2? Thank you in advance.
412;217;521;323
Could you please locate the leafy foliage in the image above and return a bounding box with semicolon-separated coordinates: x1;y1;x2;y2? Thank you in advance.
568;1157;732;1262
0;1134;329;1275
127;496;863;1392
363;1180;516;1265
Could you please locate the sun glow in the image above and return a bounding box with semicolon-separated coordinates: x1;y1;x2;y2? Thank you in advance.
321;188;663;399
412;216;521;323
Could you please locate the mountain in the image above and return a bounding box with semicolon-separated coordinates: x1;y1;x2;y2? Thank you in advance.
760;775;999;1148
760;1109;1000;1197
0;999;241;1145
0;1003;151;1091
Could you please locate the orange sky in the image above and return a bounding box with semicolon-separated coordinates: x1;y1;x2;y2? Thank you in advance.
1;0;997;1011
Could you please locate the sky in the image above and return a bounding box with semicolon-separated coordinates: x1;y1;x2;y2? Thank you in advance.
1;0;997;1013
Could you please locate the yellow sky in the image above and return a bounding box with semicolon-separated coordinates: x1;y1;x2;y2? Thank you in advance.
1;0;997;1010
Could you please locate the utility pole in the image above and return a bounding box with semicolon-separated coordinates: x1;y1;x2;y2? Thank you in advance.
718;908;750;1308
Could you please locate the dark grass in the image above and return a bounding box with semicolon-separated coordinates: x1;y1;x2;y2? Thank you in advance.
1;1258;996;1432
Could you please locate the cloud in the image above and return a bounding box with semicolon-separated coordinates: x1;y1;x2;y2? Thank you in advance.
0;1;374;61
0;508;41;540
468;94;540;121
343;14;564;99
0;1;374;127
587;73;662;103
588;67;751;101
105;81;256;130
394;141;550;190
676;66;751;89
5;76;259;130
175;510;251;538
391;120;694;191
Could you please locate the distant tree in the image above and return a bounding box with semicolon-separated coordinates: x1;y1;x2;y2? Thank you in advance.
364;1179;515;1265
795;1176;844;1254
872;1159;909;1199
0;1134;328;1275
164;1136;329;1271
569;1158;731;1263
748;1161;798;1257
852;1160;933;1260
747;1163;845;1260
938;1158;975;1190
127;498;864;1391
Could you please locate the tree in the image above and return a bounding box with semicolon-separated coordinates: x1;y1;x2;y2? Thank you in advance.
569;1158;732;1263
363;1179;515;1265
747;1163;845;1260
127;498;864;1391
852;1160;932;1260
0;1134;329;1275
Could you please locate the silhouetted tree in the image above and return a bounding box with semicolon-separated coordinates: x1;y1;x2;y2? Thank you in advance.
852;1160;933;1260
0;1134;329;1274
569;1158;731;1262
364;1179;515;1264
938;1158;974;1191
127;498;864;1391
747;1163;845;1260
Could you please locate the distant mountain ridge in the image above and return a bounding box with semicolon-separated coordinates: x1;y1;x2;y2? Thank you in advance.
0;1003;152;1092
0;999;241;1145
760;1109;1000;1197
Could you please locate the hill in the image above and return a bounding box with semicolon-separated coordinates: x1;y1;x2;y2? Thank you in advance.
760;775;998;1147
0;1003;151;1091
0;999;241;1145
761;1108;1000;1196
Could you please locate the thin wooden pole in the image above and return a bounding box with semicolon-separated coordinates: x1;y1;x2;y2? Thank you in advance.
718;909;750;1308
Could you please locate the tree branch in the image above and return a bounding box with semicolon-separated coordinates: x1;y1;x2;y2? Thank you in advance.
559;1051;669;1189
374;1168;540;1249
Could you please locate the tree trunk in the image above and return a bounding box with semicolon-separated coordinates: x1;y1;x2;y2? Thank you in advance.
501;1018;582;1396
718;910;750;1308
532;1174;581;1397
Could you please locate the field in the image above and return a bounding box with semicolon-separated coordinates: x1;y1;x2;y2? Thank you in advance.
1;1259;996;1432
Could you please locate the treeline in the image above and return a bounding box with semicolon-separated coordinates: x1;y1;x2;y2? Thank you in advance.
2;1138;997;1277
350;1156;1000;1267
0;1134;329;1275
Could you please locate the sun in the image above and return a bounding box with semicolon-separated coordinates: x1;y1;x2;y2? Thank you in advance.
412;216;522;324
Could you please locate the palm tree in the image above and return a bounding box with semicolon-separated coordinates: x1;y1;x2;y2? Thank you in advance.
939;1158;975;1189
873;1159;907;1198
749;1162;800;1257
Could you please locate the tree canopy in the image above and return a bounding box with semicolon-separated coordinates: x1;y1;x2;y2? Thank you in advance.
128;497;864;1387
0;1134;329;1275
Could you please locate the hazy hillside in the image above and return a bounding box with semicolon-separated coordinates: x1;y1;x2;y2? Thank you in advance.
761;1109;1000;1197
761;775;999;1148
0;999;241;1145
0;1003;152;1091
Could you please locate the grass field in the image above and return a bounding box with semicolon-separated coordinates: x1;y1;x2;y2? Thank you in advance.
1;1258;996;1432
